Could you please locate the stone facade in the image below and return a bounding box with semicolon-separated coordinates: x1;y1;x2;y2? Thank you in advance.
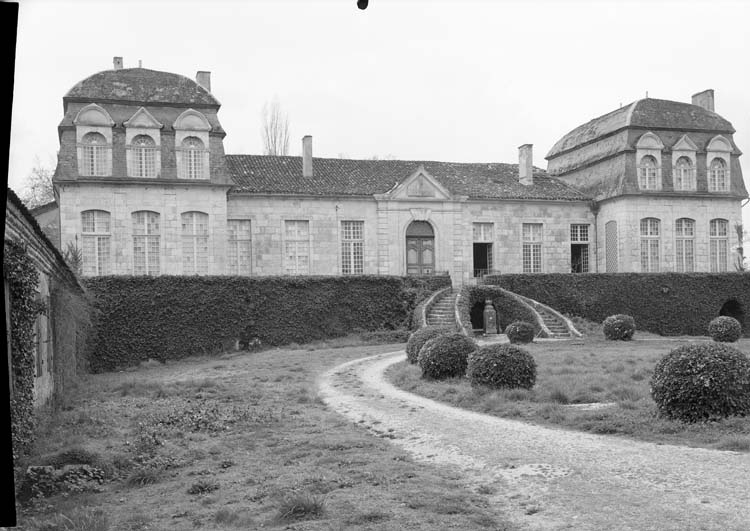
46;61;747;285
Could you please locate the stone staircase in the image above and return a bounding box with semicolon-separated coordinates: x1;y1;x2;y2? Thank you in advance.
536;306;571;338
426;290;458;327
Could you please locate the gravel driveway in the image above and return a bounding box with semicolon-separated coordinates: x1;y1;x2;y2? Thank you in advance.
317;350;750;531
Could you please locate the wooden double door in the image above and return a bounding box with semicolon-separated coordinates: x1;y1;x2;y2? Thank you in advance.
406;221;435;275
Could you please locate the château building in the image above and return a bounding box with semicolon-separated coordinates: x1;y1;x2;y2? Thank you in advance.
47;58;747;285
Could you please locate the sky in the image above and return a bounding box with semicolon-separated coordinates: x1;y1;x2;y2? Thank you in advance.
7;0;750;228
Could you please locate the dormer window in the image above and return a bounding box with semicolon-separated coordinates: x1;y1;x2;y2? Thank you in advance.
706;135;731;192
708;158;729;192
673;157;695;191
174;109;211;180
74;103;114;177
635;132;663;191
125;107;162;178
638;155;659;190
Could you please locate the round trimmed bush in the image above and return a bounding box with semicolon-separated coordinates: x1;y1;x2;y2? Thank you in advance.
504;321;535;344
708;316;742;343
602;314;636;341
405;327;452;364
417;333;476;380
467;344;537;389
650;343;750;422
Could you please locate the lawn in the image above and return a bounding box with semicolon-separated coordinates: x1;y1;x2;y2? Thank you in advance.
13;341;521;531
387;331;750;452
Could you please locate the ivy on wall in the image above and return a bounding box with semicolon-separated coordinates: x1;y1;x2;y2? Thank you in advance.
485;273;750;336
4;240;43;459
84;274;450;372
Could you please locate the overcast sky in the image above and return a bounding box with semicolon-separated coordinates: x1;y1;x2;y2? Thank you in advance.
8;0;750;226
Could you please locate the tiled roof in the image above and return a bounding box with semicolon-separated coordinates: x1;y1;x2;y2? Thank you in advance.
64;68;219;106
226;155;590;201
547;98;735;158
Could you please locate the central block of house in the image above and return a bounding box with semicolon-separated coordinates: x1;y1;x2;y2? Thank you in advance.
50;59;747;284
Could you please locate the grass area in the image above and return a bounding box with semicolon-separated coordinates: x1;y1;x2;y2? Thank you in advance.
13;341;522;531
387;333;750;452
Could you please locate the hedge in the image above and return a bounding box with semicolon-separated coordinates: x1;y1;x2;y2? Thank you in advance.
457;285;541;336
83;274;449;372
484;273;750;337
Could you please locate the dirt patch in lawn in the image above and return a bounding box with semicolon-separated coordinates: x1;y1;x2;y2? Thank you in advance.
12;343;522;531
387;336;750;451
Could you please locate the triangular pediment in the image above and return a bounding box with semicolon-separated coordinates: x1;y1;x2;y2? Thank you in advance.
672;134;698;152
388;166;452;200
124;107;163;129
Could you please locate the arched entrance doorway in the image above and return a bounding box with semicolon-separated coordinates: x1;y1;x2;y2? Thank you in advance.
406;221;435;275
719;299;744;327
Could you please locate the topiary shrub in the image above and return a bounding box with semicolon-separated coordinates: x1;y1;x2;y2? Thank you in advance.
650;343;750;422
602;314;636;340
405;327;452;364
467;344;537;390
708;316;742;343
417;333;476;380
504;321;535;344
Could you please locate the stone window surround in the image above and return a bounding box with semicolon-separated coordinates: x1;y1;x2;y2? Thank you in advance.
227;218;253;276
635;132;664;191
74;103;115;177
283;219;311;275
671;134;698;191
174;109;211;180
674;217;696;272
521;221;544;273
640;217;661;272
340;220;365;275
706;135;731;192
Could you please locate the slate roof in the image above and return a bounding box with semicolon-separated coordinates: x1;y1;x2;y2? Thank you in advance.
547;98;735;158
64;68;219;106
226;155;590;201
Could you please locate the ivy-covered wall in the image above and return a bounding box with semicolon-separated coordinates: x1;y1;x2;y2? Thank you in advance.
84;274;450;372
485;273;750;336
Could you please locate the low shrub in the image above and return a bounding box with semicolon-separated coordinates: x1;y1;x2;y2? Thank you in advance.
405;327;452;364
276;492;326;522
467;344;537;390
650;343;750;422
504;321;535;344
708;316;742;343
417;333;477;380
603;314;636;341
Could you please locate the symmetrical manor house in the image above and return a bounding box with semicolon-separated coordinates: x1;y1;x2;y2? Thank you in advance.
45;57;747;285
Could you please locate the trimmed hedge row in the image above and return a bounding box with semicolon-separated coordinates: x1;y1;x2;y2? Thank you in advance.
457;285;541;335
84;274;450;372
485;273;750;337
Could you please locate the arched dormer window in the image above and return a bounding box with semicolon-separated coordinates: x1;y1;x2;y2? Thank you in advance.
74;103;114;177
174;109;211;180
125;107;162;178
673;157;695;191
638;155;659;190
635;132;663;191
706;135;731;192
129;134;158;178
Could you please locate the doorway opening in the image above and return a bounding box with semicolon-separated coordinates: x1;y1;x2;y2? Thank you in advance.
406;221;435;275
571;244;589;273
473;243;493;277
719;299;745;327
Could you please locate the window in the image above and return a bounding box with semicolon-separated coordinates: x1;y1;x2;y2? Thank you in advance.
285;220;310;275
182;212;209;275
522;223;542;273
228;220;252;275
132;211;160;275
605;220;618;272
640;218;660;272
638;155;659;190
180;137;206;179
80;132;109;176
708;158;729;192
570;224;590;273
473;223;494;277
130;134;158;178
710;219;729;272
673;157;695;191
674;218;695;272
341;221;364;275
81;210;111;276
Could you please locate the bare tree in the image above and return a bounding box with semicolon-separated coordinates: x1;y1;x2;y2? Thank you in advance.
260;97;290;156
20;156;55;208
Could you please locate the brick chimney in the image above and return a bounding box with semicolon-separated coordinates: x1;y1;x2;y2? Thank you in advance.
691;89;715;112
196;71;211;92
113;56;123;70
518;144;533;186
302;135;313;177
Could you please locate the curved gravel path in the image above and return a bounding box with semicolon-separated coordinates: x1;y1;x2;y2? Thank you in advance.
318;350;750;531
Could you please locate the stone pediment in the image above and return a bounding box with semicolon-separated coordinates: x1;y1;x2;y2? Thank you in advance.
387;165;452;200
124;107;163;129
672;134;698;152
